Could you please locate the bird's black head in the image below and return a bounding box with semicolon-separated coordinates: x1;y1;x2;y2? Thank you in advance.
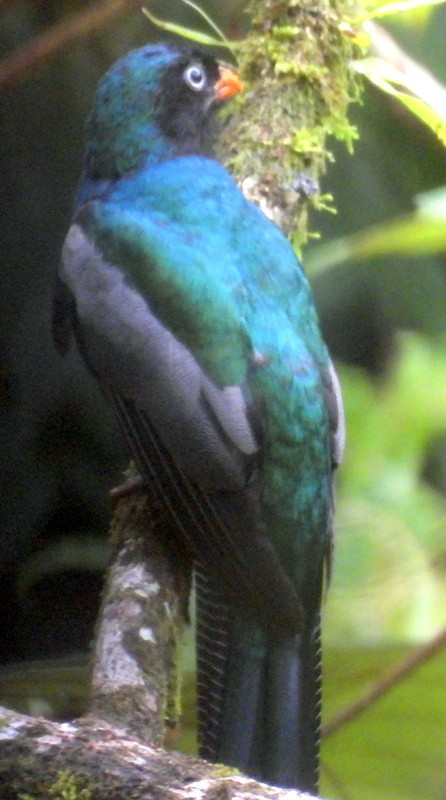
155;45;240;156
84;42;242;179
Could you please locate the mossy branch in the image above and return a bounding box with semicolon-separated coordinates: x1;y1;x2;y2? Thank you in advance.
89;492;191;743
0;703;318;800
0;0;143;92
220;0;362;243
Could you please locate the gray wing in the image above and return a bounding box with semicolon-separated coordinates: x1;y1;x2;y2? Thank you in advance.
320;359;345;585
56;222;303;634
323;360;345;470
60;223;258;490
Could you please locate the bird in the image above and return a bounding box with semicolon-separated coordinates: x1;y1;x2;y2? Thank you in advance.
53;41;344;793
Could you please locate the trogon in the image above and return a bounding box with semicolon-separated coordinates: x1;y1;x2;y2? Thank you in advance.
53;41;345;793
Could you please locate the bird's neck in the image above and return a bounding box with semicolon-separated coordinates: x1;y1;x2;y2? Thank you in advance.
83;92;219;179
83;121;178;182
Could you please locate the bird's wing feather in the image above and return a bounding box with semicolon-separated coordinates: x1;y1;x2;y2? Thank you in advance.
76;195;253;387
324;360;345;469
52;273;76;355
60;213;257;490
59;208;303;633
103;385;302;633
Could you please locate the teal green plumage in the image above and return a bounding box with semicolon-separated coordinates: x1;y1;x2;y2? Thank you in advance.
54;42;344;792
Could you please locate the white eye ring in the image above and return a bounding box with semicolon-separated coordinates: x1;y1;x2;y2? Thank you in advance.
183;63;207;91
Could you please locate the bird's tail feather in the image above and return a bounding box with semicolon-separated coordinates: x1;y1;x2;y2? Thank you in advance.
195;569;230;761
197;570;321;793
263;611;321;791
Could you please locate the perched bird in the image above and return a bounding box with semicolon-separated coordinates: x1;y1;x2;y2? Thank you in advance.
53;42;344;793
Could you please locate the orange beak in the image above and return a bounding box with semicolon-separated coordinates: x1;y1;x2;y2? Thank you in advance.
214;65;243;102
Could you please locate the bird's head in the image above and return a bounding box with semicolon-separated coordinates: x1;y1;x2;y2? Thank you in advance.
84;42;243;180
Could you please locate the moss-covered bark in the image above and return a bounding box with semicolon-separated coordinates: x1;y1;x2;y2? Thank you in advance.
219;0;362;243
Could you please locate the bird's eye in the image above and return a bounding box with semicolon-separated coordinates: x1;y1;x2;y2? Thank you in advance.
183;63;207;92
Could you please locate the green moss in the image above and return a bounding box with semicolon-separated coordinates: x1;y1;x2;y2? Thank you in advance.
47;770;94;800
212;763;240;778
218;0;364;242
162;601;184;729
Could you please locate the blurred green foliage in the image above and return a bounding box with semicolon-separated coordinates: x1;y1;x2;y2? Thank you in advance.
328;334;446;644
306;187;446;273
322;644;446;800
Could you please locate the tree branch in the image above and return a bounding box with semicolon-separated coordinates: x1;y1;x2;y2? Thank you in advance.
0;703;310;800
322;626;446;738
89;492;191;743
0;0;142;92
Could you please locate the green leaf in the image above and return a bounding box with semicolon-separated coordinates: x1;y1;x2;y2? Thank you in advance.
141;7;239;53
352;57;446;146
364;0;446;19
305;187;446;272
181;0;233;52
